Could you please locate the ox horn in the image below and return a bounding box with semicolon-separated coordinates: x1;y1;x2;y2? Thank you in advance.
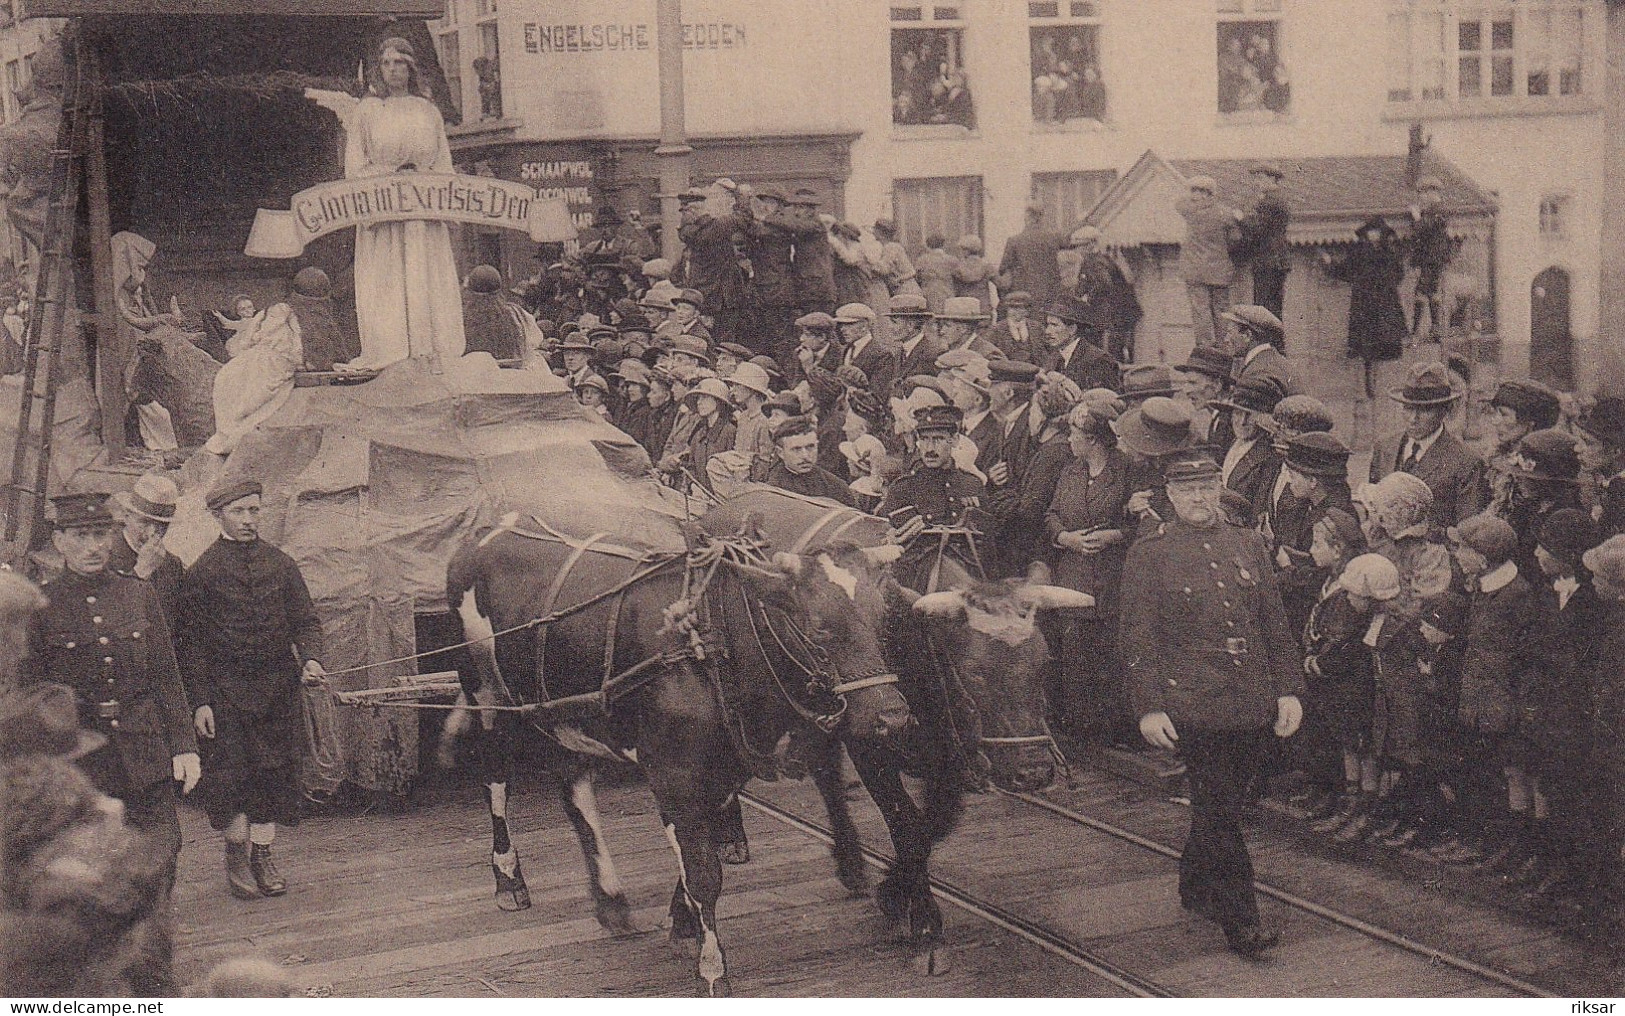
911;589;968;617
1017;585;1097;611
860;543;904;568
770;552;805;578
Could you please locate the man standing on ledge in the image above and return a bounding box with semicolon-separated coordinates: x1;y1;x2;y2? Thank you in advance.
179;479;326;900
1118;450;1303;959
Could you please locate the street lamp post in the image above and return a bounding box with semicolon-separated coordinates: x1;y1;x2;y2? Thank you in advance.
655;0;691;264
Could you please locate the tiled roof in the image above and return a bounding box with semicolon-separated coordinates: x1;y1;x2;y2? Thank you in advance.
1086;150;1496;248
1171;154;1496;221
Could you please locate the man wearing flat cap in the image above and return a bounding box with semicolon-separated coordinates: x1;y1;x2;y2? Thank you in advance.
1225;304;1294;388
24;493;199;887
1369;361;1486;529
1119;450;1303;960
743;185;799;358
1233;162;1291;325
178;479;326;900
835;301;900;405
675;184;750;346
1176;175;1239;348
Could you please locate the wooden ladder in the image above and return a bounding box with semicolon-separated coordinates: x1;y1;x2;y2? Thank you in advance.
2;32;91;555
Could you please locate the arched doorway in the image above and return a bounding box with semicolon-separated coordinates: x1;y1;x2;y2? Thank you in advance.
1530;266;1573;391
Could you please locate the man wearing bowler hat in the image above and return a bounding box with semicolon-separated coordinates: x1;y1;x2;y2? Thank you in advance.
1369;361;1486;529
1041;295;1120;393
888;293;945;389
1119;449;1303;959
1233;162;1291;325
1179;345;1235;448
108;473;183;619
178;479;326;900
24;493;200;886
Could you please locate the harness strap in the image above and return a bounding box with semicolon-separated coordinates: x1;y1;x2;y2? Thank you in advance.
981;734;1054;746
537;532;610;700
828;673;899;695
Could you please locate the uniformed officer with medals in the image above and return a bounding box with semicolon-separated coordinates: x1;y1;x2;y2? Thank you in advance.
881;403;989;590
23;493;200;884
1118;450;1304;959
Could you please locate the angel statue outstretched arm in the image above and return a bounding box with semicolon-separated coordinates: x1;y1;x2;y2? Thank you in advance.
304;88;374;179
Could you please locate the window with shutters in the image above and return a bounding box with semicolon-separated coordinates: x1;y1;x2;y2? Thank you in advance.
892;176;984;257
1029;1;1104;125
1386;1;1590;113
1031;171;1117;235
1217;0;1288;118
890;5;975;130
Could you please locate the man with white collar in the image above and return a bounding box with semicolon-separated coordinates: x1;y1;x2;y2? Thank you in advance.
835;301;899;403
1223;304;1294;392
1041;295;1120;393
888;293;943;391
986;290;1039;363
558;333;599;390
1369;360;1486;529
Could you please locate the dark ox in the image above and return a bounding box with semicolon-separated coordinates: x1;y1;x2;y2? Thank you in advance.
444;513;912;996
699;489;1090;956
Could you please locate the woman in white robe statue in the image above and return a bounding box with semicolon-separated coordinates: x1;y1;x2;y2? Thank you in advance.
331;37;465;370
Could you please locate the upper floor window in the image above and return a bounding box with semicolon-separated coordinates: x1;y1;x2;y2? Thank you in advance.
891;5;976;129
1029;2;1105;125
1539;194;1570;239
1217;0;1289;116
1387;2;1587;108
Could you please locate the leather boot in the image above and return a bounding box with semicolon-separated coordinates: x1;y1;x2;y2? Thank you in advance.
1310;791;1359;834
250;843;287;897
225;840;258;899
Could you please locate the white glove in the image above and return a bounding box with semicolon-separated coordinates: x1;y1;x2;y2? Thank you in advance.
194;705;215;739
173;752;201;794
1274;695;1304;738
302;659;327;687
1139;711;1179;751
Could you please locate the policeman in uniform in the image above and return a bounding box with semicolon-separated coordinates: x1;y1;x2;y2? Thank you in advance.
880;403;988;590
1118;451;1303;959
23;493;200;883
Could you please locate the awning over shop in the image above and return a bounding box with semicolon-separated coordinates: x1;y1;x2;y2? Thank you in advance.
1084;150;1497;249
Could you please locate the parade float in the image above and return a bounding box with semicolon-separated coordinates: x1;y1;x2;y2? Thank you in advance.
1;1;672;800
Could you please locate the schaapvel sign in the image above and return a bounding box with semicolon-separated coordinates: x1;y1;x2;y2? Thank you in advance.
245;172;576;258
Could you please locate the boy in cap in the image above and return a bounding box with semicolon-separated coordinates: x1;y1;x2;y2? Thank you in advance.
178;480;326;899
1444;513;1542;871
1118;449;1303;958
25;493;199;888
1407;175;1454;343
